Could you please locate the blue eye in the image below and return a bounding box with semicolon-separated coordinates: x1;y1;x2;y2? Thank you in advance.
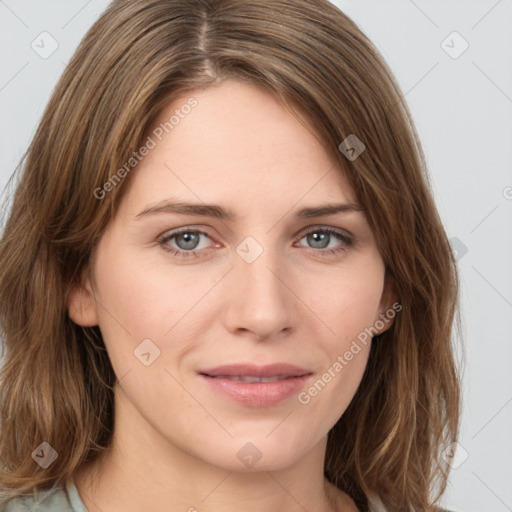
296;227;353;256
158;229;212;259
157;226;353;259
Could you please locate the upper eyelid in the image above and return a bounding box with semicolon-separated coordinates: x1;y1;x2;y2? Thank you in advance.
161;224;350;236
300;225;352;238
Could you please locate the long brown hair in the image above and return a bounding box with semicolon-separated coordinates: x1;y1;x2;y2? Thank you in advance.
0;1;460;510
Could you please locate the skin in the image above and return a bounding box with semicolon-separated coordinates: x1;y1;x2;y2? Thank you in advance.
69;80;395;512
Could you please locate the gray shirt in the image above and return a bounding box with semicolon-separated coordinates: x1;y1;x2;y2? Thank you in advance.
0;479;87;512
0;482;457;512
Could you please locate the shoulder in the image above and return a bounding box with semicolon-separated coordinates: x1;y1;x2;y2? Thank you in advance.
0;482;81;512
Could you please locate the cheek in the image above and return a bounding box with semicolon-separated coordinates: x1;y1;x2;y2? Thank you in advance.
293;259;382;420
299;345;371;437
304;257;385;343
91;246;217;375
90;248;163;368
297;284;376;431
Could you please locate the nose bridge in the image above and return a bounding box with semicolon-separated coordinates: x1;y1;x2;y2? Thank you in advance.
224;234;294;339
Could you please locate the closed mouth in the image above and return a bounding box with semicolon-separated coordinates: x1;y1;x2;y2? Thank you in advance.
201;374;299;383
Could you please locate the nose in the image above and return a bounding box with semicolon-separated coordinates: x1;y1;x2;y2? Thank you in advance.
223;243;295;341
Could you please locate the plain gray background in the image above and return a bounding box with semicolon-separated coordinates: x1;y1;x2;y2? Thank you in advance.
0;1;511;511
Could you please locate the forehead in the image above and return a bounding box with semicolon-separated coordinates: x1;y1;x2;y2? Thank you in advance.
121;80;356;214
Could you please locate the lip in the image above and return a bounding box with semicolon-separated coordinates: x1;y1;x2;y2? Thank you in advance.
198;363;313;407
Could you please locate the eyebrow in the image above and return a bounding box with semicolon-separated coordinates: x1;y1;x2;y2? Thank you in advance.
135;199;364;221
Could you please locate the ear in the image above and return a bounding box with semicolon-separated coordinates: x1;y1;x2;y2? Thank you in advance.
67;268;99;327
374;272;400;336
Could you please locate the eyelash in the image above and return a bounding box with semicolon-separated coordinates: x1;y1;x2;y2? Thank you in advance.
157;226;353;260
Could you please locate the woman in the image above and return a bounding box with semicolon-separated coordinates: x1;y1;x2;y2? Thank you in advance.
0;0;460;511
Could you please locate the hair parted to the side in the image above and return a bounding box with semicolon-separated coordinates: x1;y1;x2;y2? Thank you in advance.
0;0;461;510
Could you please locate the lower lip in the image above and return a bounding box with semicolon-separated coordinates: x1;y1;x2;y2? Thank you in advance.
200;374;311;407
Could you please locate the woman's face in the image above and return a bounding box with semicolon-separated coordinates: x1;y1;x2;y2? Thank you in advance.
70;80;394;472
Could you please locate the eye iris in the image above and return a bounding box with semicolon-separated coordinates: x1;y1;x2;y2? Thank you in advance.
308;232;329;249
176;232;200;250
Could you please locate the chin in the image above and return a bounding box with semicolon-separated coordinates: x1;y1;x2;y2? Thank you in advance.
188;429;318;473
